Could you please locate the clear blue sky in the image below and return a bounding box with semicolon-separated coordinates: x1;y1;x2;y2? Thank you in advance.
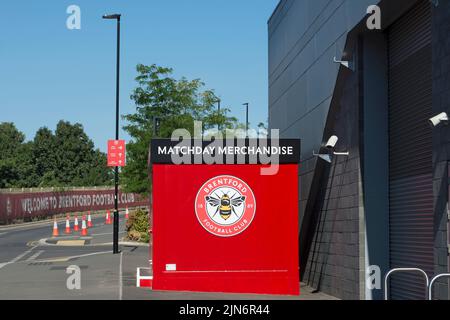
0;0;279;152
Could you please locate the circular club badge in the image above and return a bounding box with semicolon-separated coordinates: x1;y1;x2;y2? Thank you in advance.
195;175;256;237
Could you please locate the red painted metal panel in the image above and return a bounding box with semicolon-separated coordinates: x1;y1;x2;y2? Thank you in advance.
152;164;299;295
107;140;126;167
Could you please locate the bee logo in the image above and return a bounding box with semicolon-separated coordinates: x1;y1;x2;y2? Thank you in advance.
205;193;246;221
195;175;256;237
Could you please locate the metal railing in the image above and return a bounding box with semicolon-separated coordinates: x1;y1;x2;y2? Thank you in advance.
428;274;450;300
384;268;430;300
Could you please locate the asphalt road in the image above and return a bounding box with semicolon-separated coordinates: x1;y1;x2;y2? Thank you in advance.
0;213;336;300
0;212;151;300
0;214;123;264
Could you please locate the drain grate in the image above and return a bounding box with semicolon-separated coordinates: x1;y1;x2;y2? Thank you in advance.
28;262;53;266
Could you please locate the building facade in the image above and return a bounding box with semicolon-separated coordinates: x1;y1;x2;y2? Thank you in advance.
268;0;450;300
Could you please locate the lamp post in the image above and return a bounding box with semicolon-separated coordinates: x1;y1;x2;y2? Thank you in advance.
217;99;221;132
153;117;160;136
103;13;121;255
243;103;249;138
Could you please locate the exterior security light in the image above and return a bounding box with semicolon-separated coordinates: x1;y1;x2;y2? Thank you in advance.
429;112;448;127
314;135;350;163
325;135;339;149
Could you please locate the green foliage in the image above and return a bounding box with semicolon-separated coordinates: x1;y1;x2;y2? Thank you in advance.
51;121;112;187
0;123;29;188
126;208;150;243
0;121;113;189
0;122;25;161
0;158;20;188
122;64;239;194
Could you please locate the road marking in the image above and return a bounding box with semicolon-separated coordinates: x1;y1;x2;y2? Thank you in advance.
0;246;36;270
26;250;44;262
0;232;8;236
119;251;123;301
56;240;85;246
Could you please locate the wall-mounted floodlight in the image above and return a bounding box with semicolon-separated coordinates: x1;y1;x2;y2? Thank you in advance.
333;57;354;71
429;112;448;128
314;135;350;163
325;135;339;149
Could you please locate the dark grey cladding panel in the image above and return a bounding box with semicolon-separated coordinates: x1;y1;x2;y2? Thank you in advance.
268;0;381;160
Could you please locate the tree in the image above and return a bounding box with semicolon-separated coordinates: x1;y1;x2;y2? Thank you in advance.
33;127;57;186
257;121;268;137
0;158;19;188
0;122;24;161
0;121;113;189
0;123;28;188
52;121;112;187
122;64;238;194
16;142;37;188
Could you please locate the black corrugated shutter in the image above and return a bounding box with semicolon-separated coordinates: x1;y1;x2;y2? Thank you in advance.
388;0;433;300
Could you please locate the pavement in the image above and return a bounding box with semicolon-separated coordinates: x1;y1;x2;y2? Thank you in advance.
0;213;337;300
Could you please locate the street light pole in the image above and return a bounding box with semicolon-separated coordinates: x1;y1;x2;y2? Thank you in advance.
243;103;249;138
217;99;221;132
103;13;121;255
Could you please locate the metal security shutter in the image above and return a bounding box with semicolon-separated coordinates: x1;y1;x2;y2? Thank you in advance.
388;0;433;300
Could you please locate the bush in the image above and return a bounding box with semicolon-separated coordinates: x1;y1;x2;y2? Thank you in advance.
126;208;150;243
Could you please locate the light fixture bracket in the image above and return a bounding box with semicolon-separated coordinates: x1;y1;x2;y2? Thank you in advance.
333;56;354;71
333;152;350;156
313;151;333;164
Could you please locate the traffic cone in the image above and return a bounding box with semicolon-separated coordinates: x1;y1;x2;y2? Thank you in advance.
125;207;129;220
106;210;112;225
87;211;93;228
74;214;79;232
81;216;88;236
65;214;71;234
52;217;59;237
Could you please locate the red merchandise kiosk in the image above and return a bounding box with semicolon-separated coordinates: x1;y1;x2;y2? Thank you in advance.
150;139;300;295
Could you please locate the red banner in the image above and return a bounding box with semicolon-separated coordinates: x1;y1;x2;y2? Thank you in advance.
0;188;149;224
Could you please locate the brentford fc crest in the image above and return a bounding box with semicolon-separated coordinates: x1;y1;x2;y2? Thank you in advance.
195;175;256;237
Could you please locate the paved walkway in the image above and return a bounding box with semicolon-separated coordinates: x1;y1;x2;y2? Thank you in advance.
0;215;338;300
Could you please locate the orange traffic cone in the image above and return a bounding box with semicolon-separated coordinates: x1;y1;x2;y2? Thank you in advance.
65;214;71;234
74;214;79;232
87;211;93;228
106;210;112;225
81;216;88;236
125;207;129;220
52;217;59;237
